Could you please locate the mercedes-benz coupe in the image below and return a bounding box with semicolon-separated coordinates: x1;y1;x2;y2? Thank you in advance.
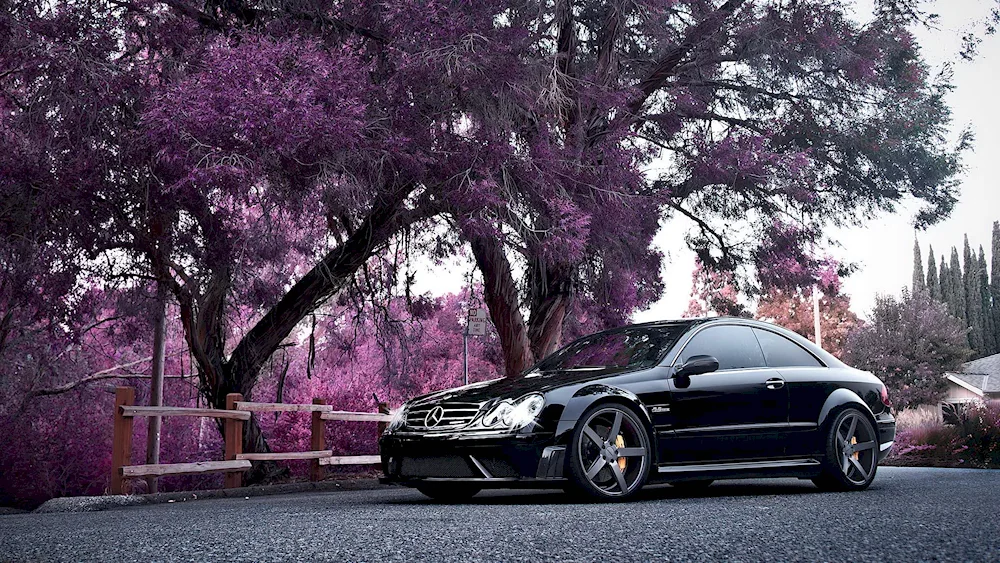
379;317;896;501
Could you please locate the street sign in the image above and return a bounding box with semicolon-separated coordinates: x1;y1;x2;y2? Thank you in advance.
467;308;488;336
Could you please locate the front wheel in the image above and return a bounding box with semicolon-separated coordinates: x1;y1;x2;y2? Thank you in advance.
566;403;652;501
415;483;481;502
813;408;879;491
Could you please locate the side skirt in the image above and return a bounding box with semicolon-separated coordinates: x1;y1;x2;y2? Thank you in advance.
654;458;822;481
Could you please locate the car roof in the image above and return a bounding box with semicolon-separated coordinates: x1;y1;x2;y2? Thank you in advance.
631;316;846;368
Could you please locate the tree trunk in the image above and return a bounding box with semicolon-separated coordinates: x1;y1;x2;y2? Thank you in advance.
526;261;573;360
465;230;534;378
171;184;415;472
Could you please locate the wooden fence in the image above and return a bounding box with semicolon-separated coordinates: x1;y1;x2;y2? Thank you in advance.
110;386;391;494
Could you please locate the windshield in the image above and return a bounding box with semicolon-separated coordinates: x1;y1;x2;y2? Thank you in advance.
534;325;687;371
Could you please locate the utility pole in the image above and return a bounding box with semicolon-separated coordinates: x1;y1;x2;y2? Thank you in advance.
145;280;167;493
812;284;823;349
146;215;168;494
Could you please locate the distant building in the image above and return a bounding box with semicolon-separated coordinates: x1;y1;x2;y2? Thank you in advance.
943;354;1000;404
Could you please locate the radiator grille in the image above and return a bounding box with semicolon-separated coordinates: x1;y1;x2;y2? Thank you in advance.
405;402;483;430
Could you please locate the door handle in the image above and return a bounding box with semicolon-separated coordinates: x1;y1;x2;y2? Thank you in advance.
765;377;785;390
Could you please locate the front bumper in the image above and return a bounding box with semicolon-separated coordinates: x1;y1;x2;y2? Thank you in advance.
379;431;567;486
876;411;896;461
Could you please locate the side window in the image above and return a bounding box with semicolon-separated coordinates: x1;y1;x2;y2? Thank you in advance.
753;328;823;368
678;325;765;371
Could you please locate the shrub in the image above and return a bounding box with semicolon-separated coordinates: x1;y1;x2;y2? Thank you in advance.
895;404;943;429
952;401;1000;468
886;400;1000;469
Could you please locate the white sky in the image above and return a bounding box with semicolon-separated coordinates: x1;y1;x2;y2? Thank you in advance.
415;0;1000;322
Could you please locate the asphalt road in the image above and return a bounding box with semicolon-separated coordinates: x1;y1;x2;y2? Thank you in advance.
1;466;998;562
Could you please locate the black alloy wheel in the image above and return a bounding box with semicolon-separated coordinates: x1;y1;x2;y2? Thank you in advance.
415;483;481;502
567;403;652;500
814;408;879;491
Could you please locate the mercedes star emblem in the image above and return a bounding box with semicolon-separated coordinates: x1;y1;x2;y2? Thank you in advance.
425;406;445;427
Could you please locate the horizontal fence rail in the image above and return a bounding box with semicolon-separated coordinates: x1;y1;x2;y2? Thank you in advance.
121;460;252;478
110;387;391;495
121;406;251;420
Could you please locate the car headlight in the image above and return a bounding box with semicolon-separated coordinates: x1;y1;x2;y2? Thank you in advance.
385;406;407;434
507;394;545;429
482;400;512;427
481;394;544;430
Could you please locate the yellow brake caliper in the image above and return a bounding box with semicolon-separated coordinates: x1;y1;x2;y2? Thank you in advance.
616;435;627;470
851;436;859;460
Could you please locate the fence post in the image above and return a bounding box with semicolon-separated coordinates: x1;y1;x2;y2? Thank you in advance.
377;401;390;436
224;393;244;489
111;386;135;495
310;398;326;482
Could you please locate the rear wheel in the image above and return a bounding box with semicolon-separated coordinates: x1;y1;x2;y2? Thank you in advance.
415;483;481;502
813;408;878;491
566;403;652;501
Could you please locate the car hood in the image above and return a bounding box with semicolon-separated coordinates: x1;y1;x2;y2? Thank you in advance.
408;365;644;406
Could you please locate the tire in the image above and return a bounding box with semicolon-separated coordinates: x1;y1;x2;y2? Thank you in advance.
813;407;879;492
415;483;481;502
566;402;652;501
670;479;714;492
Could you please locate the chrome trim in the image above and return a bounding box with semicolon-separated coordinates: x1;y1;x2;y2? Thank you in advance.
405;401;485;431
672;422;801;434
413;477;569;483
879;440;894;452
658;458;821;473
650;406;671;413
468;455;493;479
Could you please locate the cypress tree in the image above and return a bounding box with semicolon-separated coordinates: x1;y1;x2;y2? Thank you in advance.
965;236;983;352
979;246;995;356
992;222;1000;354
926;245;939;300
950;246;965;321
940;255;952;310
912;237;925;292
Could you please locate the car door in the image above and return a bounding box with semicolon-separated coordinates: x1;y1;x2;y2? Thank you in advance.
752;327;829;457
660;324;790;464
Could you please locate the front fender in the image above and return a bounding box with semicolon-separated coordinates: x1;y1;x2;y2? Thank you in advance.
552;385;654;448
817;388;876;432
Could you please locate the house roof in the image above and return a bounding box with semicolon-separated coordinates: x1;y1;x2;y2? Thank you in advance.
944;353;1000;394
963;353;1000;378
946;373;993;395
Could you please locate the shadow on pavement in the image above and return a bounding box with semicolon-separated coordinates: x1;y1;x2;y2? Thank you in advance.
381;478;826;506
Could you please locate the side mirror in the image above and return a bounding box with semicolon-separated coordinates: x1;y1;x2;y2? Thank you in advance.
674;355;720;378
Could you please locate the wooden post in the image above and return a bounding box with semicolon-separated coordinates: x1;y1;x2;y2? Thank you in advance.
377;401;390;436
111;386;135;495
310;398;326;482
224;393;244;489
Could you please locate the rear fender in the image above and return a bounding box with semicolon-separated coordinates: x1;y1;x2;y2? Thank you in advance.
818;388;876;433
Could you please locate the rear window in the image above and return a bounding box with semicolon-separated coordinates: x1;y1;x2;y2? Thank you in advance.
753;328;823;368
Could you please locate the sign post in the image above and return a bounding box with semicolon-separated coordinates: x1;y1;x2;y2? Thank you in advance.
464;308;488;385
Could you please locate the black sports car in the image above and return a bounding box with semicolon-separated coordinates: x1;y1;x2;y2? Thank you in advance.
379;317;896;500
